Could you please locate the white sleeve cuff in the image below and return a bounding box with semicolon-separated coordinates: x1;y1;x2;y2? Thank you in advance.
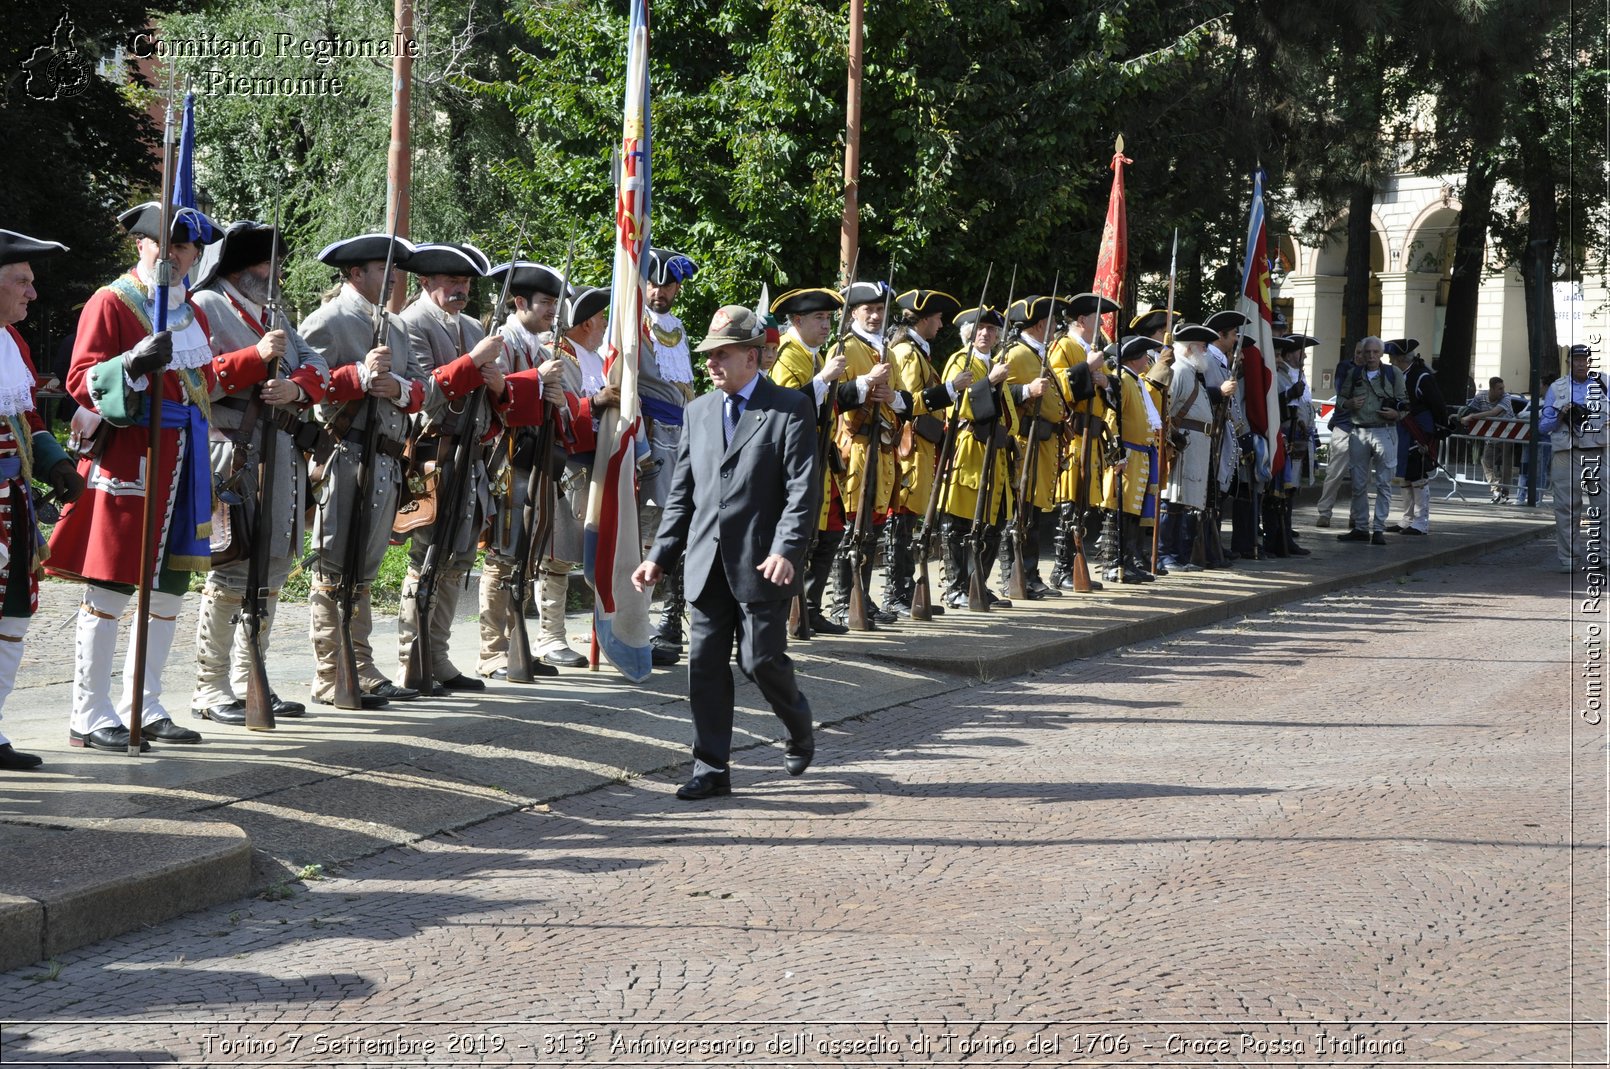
854;375;871;404
811;376;829;407
388;372;412;409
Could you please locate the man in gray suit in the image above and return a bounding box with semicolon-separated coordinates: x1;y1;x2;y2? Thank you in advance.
633;304;821;800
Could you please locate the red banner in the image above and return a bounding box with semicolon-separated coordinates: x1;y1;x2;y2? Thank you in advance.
1092;143;1131;343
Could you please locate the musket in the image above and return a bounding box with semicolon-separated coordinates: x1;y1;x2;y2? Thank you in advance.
1008;270;1059;602
405;241;512;691
333;189;404;709
1152;228;1178;572
128;67;181;755
789;252;859;638
506;241;570;684
846;262;896;631
241;194;286;731
967;266;1016;611
910;263;991;621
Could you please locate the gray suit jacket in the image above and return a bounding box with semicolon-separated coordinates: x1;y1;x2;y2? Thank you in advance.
648;374;819;604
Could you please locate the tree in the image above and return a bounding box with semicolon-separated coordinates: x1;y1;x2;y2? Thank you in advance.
1;0;168;358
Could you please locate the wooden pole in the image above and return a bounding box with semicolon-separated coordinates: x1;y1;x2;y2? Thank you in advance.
386;0;414;310
839;0;863;284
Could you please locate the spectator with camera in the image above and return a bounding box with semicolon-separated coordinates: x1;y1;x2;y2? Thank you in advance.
1539;345;1607;573
1336;336;1405;545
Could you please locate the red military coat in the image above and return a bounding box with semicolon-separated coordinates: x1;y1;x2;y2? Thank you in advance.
47;274;265;585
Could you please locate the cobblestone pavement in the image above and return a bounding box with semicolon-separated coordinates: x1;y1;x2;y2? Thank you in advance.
0;541;1603;1067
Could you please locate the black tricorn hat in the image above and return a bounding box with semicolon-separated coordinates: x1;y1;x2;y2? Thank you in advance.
317;233;417;270
194;220;286;291
1007;295;1071;327
406;242;491;277
1205;309;1251;333
645;247;697;286
0;229;68;267
118;202;222;245
896;289;962;322
1120;335;1162;363
1384;337;1419;357
954;305;1005;329
842;280;892;309
773;287;843;317
1130;306;1183;335
564;285;610;326
1274;333;1319;353
486;260;565;298
1066;291;1121;318
1173;324;1218;344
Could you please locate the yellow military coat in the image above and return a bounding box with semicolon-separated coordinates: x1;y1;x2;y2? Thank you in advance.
939;346;1014;524
1001;335;1065;511
834;332;899;517
770;330;838;530
887;331;947;515
1102;366;1161;522
1049;334;1107;507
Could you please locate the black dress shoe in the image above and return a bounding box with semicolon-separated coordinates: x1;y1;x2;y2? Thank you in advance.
0;743;43;770
1400;527;1427;537
651;637;681;667
270;694;306;718
70;727;149;753
807;612;849;635
1371;532;1388;545
1336;529;1370;542
1028;580;1062;598
985;591;1013;608
1285;543;1312;556
144;718;203;743
1385;523;1405;533
784;734;815;777
872;607;898;626
369;682;420;701
313;692;389;709
675;769;732;800
541;647;589;668
193;701;247;726
439;673;486;692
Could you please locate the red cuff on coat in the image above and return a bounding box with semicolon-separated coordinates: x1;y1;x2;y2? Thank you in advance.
213;346;268;395
431;354;483;400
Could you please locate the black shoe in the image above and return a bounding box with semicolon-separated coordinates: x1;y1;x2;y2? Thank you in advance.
193;700;247;726
369;682;420;702
439;673;486;692
1385;523;1405;533
985;591;1013;609
1026;579;1060;598
313;691;389;709
1285;543;1312;556
541;647;589;668
872;607;898;626
675;769;732;800
807;612;849;635
1371;532;1388;545
69;727;149;753
884;599;911;617
270;694;306;718
784;733;815;777
1336;529;1370;542
651;636;682;666
0;744;43;770
1400;527;1427;537
144;718;203;744
927;602;945;615
429;683;449;697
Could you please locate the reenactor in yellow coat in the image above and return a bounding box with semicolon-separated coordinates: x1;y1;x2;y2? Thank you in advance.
1102;335;1166;584
1045;291;1119;592
831;280;901;627
997;295;1070;600
937;307;1013;610
883;289;966;616
768;287;849;636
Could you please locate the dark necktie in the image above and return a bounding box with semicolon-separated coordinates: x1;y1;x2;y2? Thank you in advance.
724;393;744;446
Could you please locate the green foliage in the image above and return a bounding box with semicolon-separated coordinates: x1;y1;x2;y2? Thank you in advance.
2;0;169;355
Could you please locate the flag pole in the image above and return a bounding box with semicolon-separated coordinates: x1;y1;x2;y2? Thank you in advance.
839;0;863;283
386;0;414;309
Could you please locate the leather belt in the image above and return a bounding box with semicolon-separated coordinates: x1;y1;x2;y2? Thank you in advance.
341;425;406;460
1175;418;1213;435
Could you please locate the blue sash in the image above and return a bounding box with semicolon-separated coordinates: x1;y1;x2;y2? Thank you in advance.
146;398;213;566
641;395;685;428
